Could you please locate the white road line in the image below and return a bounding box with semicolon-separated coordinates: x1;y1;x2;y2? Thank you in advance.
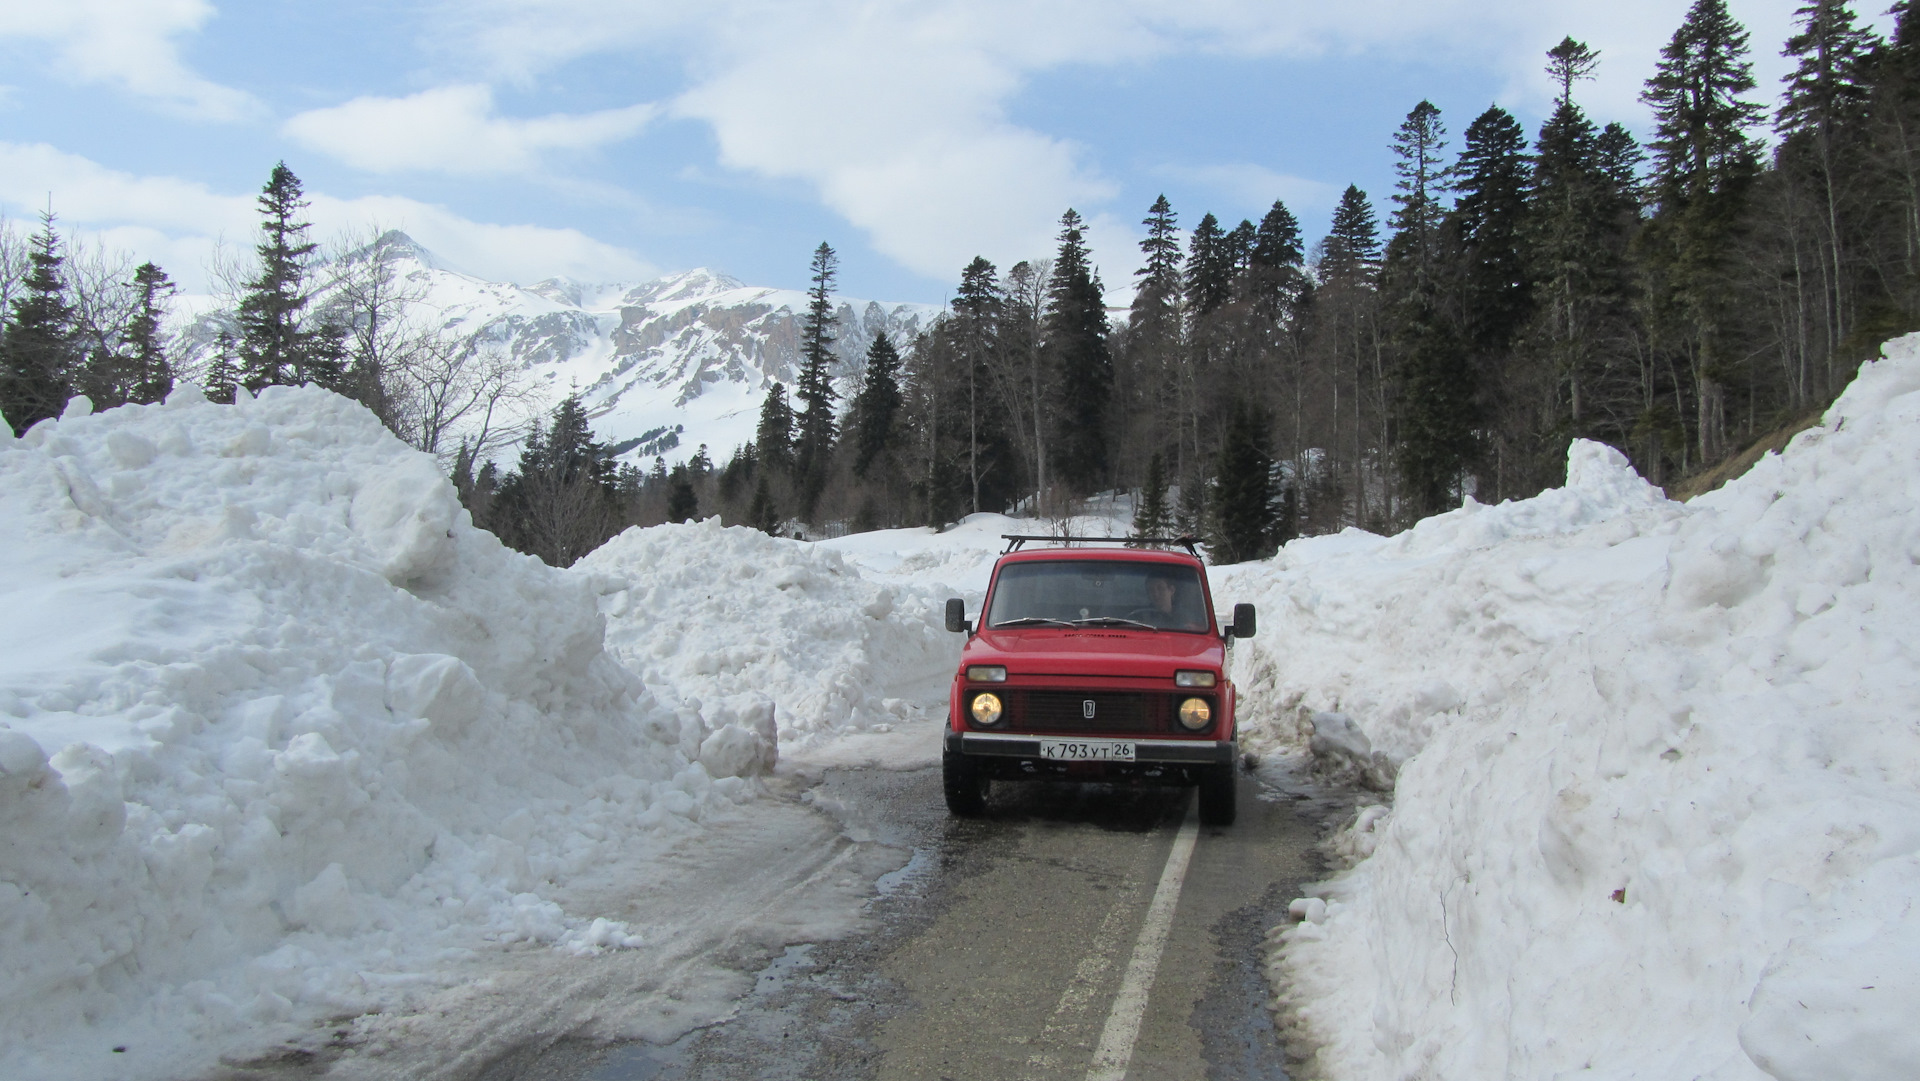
1084;799;1200;1081
1026;870;1147;1072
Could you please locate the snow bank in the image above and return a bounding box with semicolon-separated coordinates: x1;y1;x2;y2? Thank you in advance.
0;385;761;1080
1214;437;1679;778
1250;337;1920;1079
579;519;957;748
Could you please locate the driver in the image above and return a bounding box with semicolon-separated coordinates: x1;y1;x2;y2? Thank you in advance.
1145;571;1178;622
1135;565;1186;628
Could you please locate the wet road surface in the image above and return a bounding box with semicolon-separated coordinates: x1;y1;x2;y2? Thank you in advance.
477;760;1345;1081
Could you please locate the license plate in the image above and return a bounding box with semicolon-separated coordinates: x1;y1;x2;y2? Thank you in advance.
1038;740;1135;762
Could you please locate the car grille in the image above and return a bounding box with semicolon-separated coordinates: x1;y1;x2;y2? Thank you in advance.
1010;691;1160;734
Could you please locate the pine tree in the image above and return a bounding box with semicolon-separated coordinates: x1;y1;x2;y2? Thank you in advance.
952;256;1005;513
1225;219;1256;279
1174;468;1205;537
1778;0;1879;359
235;162;313;390
1;213;78;433
747;470;780;534
1184;213;1234;318
1453;107;1532;358
1321;187;1383;286
1594;123;1646;200
1516;31;1650;481
1127;195;1184;378
1123;196;1185;507
848;331;903;477
755;382;794;471
1253;201;1304;270
1316;186;1383;527
1131;195;1183;340
1531;97;1605;427
1867;0;1920;320
1546;37;1601;107
1394;297;1479;516
1042;209;1112;493
1250;198;1314;492
492;395;620;565
204;332;240;404
123;262;176;404
666;464;699;522
1130;450;1172;540
1386;101;1453;296
1641;0;1765;463
236;162;346;393
716;443;755;505
1208;400;1276;564
793;242;839;519
1447;106;1532;499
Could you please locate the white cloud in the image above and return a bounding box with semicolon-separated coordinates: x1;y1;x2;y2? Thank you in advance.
0;142;655;292
283;85;659;175
1156;164;1341;219
431;0;1812;283
400;0;1876;287
304;193;657;284
0;0;258;121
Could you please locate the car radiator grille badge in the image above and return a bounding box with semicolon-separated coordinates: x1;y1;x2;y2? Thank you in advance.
1014;691;1154;732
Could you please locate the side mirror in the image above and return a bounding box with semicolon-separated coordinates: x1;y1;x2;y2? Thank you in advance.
945;598;971;634
1230;603;1257;639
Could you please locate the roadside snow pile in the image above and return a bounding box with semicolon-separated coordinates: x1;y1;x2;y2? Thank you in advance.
0;386;760;1081
579;520;955;747
1212;436;1680;777
820;512;1035;593
1258;336;1920;1080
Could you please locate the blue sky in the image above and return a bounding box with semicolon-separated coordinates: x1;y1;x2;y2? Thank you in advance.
0;1;1884;305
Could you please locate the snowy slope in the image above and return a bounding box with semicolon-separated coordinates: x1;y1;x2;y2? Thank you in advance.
177;233;941;467
1240;337;1920;1079
0;387;774;1080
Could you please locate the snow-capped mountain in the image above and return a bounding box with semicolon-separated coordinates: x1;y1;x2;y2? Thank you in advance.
178;232;944;464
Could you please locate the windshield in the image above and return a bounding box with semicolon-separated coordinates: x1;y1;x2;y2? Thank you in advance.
985;560;1211;633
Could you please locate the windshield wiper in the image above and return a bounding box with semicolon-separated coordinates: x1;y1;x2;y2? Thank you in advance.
1071;617;1156;629
991;616;1075;628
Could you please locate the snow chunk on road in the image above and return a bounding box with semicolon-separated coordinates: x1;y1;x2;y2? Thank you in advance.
0;386;752;1081
1254;336;1920;1080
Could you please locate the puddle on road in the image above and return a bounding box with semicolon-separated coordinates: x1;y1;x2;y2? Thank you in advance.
871;847;933;899
586;947;823;1081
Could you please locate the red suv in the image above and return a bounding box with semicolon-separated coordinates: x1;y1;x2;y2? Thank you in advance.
942;536;1255;826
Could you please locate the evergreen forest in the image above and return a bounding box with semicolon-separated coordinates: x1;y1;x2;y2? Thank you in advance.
5;0;1918;567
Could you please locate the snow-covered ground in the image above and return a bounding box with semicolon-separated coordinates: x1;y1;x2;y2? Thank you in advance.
5;332;1915;1080
1247;337;1920;1079
0;386;782;1079
0;385;1152;1079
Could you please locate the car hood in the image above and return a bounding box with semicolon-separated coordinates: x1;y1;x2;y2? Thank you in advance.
962;628;1224;678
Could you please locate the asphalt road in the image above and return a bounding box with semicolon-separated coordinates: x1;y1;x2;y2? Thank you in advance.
480;760;1344;1081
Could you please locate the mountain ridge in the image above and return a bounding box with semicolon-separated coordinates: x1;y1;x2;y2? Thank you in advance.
176;231;944;466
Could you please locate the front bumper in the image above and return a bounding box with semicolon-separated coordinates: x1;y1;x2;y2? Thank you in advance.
945;730;1235;765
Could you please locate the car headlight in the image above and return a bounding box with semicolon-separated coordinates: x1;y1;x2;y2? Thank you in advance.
970;692;1004;726
1174;670;1217;688
1176;696;1213;731
967;665;1008;682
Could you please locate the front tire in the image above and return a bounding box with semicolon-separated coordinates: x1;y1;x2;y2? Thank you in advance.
943;750;988;817
1197;762;1236;826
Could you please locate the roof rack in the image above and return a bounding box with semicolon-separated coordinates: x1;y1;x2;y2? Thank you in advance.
1001;534;1201;557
